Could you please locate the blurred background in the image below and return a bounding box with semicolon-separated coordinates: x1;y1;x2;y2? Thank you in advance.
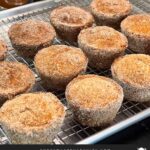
0;0;39;9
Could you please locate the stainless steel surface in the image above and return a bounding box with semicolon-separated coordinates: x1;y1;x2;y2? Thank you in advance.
0;0;150;145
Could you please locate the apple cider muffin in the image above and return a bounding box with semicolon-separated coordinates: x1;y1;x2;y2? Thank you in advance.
0;92;66;144
8;19;56;58
66;74;124;127
90;0;132;29
34;45;88;90
0;38;7;61
0;61;35;105
50;6;94;43
121;14;150;54
111;54;150;102
78;26;128;69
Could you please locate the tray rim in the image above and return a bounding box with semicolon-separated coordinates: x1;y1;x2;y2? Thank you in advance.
77;108;150;144
0;0;149;144
0;0;53;19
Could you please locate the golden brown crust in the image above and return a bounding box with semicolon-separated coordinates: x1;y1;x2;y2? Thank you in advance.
78;26;127;69
0;38;7;60
0;62;35;103
35;45;88;77
79;26;128;51
8;19;56;46
50;6;94;42
111;54;150;88
34;45;88;90
66;74;123;127
50;6;94;27
0;92;65;131
90;0;132;17
66;74;123;109
78;26;128;51
121;14;150;39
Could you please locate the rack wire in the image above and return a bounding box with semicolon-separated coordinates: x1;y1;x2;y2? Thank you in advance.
0;0;149;144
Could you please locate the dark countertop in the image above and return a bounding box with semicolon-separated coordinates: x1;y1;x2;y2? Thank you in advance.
98;117;150;144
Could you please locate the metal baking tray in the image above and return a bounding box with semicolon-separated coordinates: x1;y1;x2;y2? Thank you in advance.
0;0;150;145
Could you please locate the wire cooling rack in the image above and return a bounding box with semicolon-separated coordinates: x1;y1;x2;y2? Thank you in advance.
0;0;150;145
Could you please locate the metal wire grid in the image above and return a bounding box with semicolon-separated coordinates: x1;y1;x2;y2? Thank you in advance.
130;0;150;12
0;0;149;144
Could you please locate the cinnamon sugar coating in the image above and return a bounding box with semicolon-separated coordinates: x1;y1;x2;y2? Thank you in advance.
112;54;150;88
78;26;128;69
91;0;132;17
90;0;132;28
50;6;94;42
78;26;127;50
111;54;150;102
121;14;150;38
34;45;88;90
121;14;150;54
0;92;65;144
0;61;35;104
66;75;123;108
8;19;56;58
0;38;7;60
66;74;123;127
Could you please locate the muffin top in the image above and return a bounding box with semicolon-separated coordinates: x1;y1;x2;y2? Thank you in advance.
50;6;94;27
66;74;123;109
0;38;7;59
90;0;132;17
78;26;128;51
0;61;35;97
111;54;150;88
0;92;65;131
35;45;88;78
121;14;150;38
8;19;56;46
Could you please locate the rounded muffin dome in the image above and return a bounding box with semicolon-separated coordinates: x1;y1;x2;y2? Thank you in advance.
50;6;94;42
0;61;35;104
34;45;88;90
66;74;123;127
121;14;150;54
90;0;132;28
8;19;56;58
78;26;128;69
111;54;150;102
0;92;65;144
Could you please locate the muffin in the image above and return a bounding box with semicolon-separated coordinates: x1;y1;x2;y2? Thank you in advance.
78;26;128;69
66;74;124;127
8;19;56;58
34;45;88;90
0;92;66;144
90;0;132;29
0;38;7;61
0;61;35;105
121;14;150;54
50;6;94;43
111;54;150;102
